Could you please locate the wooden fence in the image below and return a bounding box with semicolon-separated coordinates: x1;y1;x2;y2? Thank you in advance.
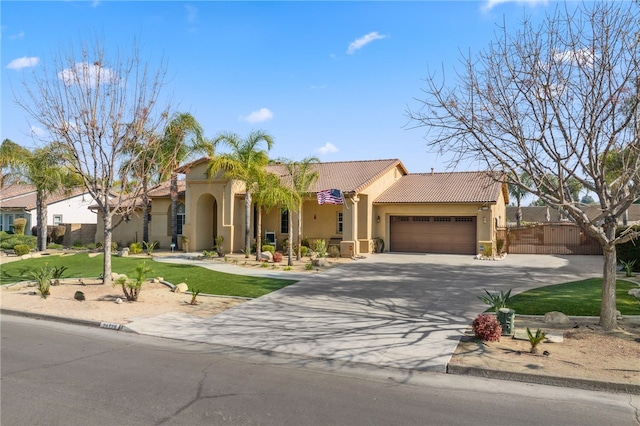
497;223;602;255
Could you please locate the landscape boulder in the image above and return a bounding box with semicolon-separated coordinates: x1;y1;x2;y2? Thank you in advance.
174;283;189;293
544;311;570;325
260;251;273;262
312;258;329;267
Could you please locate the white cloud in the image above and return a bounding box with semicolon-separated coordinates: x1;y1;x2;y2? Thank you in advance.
10;31;25;40
6;56;39;70
185;5;198;23
316;142;339;156
239;108;274;123
482;0;548;12
58;62;118;86
347;31;386;55
30;126;47;138
553;48;595;68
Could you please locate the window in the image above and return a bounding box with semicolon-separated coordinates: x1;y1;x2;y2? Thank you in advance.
337;212;343;233
177;203;186;235
53;215;63;226
280;209;289;234
0;216;3;231
8;216;14;232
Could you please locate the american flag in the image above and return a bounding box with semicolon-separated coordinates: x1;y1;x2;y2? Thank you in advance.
317;189;344;205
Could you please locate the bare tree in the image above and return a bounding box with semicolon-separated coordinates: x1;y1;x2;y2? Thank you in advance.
408;2;640;330
14;39;171;285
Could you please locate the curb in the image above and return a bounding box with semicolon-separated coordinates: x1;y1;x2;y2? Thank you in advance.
3;309;638;394
446;363;640;395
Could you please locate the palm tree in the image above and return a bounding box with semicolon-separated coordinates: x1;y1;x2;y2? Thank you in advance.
206;130;274;257
0;139;27;186
283;157;319;260
1;140;78;251
120;132;162;246
252;169;298;261
508;172;532;227
158;113;209;248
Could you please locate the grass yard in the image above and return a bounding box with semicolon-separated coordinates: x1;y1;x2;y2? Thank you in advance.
508;278;640;316
0;253;297;298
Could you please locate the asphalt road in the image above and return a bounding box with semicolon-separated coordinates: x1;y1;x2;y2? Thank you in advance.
2;316;638;426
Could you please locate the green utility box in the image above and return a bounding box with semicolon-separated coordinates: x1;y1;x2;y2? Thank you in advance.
497;308;515;336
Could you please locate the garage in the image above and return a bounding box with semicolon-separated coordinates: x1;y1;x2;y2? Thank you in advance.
389;216;477;254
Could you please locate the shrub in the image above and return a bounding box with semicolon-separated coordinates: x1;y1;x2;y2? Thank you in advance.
1;234;36;251
305;263;313;270
111;242;118;252
13;218;27;235
72;239;84;248
47;243;64;250
616;225;640;271
472;314;502;342
300;245;309;257
51;265;68;285
51;226;66;244
262;244;275;254
215;236;224;257
301;237;310;247
142;241;158;254
478;288;512;313
619;259;636;277
13;244;31;256
272;252;283;262
314;239;327;258
129;242;143;254
328;246;341;258
496;238;505;254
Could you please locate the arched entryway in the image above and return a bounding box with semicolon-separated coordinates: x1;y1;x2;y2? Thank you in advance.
195;194;218;251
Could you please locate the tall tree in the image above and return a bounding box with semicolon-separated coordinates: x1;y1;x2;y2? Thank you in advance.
408;2;640;330
157;112;208;248
120;132;162;246
282;157;320;260
507;172;531;227
14;39;171;285
206;131;274;257
0;140;79;251
0;139;27;186
252;169;297;262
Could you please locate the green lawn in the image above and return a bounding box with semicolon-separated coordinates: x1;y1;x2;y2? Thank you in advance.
508;278;640;316
0;253;297;298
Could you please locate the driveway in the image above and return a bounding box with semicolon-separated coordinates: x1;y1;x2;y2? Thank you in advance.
126;254;603;372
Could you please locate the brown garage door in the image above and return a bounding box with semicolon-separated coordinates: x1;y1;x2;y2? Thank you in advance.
389;216;476;254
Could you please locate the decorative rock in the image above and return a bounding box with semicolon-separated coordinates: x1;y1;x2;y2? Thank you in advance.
260;251;273;262
544;311;570;325
174;283;189;293
115;298;123;304
628;288;640;298
74;291;85;301
157;277;164;282
616;310;622;320
117;248;130;257
312;258;329;267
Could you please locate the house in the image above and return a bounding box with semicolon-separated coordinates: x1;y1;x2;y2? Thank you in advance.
506;205;640;227
99;158;508;256
0;183;98;244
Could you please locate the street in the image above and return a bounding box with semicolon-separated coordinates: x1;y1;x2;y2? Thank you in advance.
2;315;638;426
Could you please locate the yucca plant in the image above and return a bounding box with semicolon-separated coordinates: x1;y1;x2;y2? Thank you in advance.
478;288;512;313
526;327;547;354
29;265;55;299
619;259;636;277
190;288;201;305
51;265;68;286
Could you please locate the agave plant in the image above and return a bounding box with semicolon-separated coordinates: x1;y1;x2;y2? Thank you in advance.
478;288;512;313
526;327;547;354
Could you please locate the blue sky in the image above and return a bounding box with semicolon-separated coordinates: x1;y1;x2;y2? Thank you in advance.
1;0;551;173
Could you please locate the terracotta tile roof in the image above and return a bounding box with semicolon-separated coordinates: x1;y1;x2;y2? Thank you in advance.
1;183;36;200
1;185;90;210
374;171;504;204
267;159;406;194
147;180;186;198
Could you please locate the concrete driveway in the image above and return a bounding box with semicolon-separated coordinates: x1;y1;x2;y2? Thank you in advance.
126;254;603;372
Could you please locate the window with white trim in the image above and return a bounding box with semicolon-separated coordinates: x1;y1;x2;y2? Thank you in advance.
53;215;63;226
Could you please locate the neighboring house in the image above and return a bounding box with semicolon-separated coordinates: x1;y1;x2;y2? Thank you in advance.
0;183;97;235
506;205;640;227
97;158;508;256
